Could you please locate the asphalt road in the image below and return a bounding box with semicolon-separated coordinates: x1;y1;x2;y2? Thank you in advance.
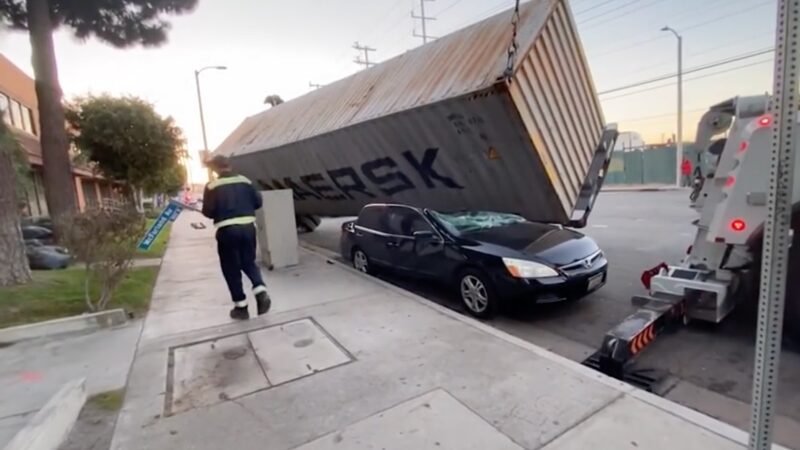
300;190;800;444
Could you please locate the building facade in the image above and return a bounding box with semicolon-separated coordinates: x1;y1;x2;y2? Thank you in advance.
0;53;118;216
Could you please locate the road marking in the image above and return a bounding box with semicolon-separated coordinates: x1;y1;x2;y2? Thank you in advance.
592;224;609;228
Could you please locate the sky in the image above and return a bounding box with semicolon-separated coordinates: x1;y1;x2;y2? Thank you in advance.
0;0;779;182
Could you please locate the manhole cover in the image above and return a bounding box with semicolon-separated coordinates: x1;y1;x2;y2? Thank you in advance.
166;318;351;415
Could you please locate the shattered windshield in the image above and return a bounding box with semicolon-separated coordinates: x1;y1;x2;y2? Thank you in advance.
430;211;526;235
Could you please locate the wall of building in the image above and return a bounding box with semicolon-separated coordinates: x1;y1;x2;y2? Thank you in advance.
1;53;121;216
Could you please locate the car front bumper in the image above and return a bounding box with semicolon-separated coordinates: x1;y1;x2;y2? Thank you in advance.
491;260;608;304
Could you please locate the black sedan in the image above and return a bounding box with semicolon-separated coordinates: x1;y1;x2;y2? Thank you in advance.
340;204;607;318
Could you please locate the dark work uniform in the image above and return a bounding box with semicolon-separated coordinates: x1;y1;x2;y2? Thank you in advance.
201;172;266;306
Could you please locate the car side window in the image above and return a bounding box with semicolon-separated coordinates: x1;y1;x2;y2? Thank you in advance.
387;207;433;236
357;206;384;231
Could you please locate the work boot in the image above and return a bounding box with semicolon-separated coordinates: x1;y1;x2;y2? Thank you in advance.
256;292;271;315
229;306;250;320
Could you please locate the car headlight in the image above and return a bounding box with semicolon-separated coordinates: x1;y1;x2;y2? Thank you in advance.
502;258;559;278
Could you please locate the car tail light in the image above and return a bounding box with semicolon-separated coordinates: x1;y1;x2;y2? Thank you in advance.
757;115;772;127
731;219;747;232
739;141;748;153
725;176;736;188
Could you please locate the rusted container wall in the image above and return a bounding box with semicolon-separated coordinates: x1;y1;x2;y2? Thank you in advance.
216;0;604;224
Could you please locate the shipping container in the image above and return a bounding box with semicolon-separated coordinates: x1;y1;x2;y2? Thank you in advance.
214;0;617;226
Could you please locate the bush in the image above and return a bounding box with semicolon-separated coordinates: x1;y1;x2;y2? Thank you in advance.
59;207;146;312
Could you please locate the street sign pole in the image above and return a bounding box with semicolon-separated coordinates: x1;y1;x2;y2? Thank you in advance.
748;1;799;448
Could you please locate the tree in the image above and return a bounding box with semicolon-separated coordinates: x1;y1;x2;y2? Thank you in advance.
0;117;32;286
0;0;198;224
66;94;187;204
264;95;284;107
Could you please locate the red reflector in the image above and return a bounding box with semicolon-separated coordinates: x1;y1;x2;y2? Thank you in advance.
739;141;748;152
731;219;747;232
758;115;772;127
725;176;736;188
715;237;727;243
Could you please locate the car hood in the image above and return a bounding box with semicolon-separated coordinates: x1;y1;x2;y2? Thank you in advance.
462;222;599;266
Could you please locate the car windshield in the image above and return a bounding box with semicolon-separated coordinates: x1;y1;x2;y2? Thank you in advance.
430;210;526;235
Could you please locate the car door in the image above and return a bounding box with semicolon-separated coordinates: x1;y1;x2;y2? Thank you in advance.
354;205;394;266
386;207;446;276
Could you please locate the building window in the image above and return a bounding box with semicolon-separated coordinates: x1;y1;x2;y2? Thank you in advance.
0;93;9;125
9;99;22;128
26;107;36;135
21;106;34;134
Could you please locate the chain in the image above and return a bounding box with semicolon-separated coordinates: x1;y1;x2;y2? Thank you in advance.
504;0;521;79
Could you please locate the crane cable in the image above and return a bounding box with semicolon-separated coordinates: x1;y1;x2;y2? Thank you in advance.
504;0;521;79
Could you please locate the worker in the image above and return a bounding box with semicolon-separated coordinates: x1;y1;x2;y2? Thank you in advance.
681;157;693;187
202;155;271;320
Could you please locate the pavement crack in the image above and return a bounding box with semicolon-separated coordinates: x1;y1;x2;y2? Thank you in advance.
229;397;266;424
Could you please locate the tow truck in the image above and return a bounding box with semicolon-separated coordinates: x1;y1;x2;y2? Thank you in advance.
584;95;799;385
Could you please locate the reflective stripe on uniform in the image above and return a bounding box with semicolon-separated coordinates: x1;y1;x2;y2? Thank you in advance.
215;216;256;229
207;175;252;190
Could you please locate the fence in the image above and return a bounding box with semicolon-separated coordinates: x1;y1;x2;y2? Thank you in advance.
606;144;707;185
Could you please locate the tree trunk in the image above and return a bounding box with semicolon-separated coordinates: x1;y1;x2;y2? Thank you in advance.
26;0;77;226
0;144;32;287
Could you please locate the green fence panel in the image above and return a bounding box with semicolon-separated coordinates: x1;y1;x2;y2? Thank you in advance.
623;151;644;184
643;147;677;184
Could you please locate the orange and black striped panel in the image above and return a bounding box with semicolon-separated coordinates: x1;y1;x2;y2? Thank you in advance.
628;324;657;356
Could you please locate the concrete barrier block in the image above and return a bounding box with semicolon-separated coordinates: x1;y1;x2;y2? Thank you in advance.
4;378;87;450
0;309;128;344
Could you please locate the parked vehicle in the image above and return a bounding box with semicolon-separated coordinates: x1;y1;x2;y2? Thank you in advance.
340;204;607;318
25;240;71;270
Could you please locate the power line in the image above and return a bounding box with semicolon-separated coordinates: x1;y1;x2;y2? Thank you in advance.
580;0;668;30
615;107;707;124
601;57;774;101
586;0;761;58
436;0;465;16
574;0;619;16
578;0;641;24
598;47;774;95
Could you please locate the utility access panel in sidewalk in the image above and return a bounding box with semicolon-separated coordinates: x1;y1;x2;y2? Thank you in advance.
215;0;616;227
165;318;353;415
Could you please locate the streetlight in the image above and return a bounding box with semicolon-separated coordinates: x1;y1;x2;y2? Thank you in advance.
194;65;227;180
661;26;683;186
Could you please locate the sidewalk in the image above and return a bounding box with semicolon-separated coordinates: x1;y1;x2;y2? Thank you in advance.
0;321;141;447
111;211;782;450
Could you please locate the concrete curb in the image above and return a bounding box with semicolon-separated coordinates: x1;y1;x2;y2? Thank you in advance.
298;241;789;450
4;378;87;450
0;309;128;344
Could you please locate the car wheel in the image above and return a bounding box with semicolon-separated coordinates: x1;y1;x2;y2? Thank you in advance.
458;269;498;319
352;248;372;275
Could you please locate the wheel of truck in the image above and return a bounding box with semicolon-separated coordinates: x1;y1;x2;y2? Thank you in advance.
296;215;321;234
458;269;498;319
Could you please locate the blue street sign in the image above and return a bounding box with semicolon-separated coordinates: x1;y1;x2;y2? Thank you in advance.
138;201;183;251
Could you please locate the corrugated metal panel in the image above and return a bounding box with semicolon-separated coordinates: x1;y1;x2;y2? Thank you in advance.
508;1;605;212
216;0;606;224
232;86;564;221
216;0;557;157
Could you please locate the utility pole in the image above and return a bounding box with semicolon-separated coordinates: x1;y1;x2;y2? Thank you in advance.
193;65;227;181
309;82;323;90
661;26;683;186
748;1;798;448
412;0;437;44
353;42;377;69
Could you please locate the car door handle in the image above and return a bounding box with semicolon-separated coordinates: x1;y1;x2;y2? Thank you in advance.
386;242;399;248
